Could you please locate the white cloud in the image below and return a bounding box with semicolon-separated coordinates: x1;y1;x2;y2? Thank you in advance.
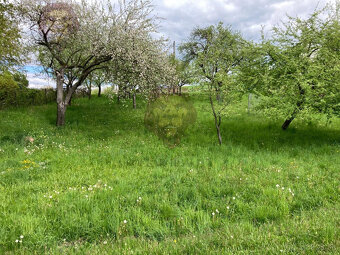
153;0;333;43
27;73;54;89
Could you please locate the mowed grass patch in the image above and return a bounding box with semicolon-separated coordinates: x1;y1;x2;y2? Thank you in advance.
0;96;339;254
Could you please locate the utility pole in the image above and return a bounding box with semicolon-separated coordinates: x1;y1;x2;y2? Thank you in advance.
172;41;177;94
248;93;252;114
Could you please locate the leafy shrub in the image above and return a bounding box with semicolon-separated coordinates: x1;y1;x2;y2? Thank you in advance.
144;95;197;146
0;71;19;108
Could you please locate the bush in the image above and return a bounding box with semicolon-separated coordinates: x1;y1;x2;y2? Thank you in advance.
0;71;20;108
144;95;197;146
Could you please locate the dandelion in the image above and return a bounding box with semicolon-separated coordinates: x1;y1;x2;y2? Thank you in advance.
215;209;219;213
19;240;22;243
49;195;52;199
123;220;127;224
281;187;285;190
276;184;280;188
232;197;236;200
20;235;24;239
212;212;215;216
227;206;230;210
103;241;107;244
15;240;19;243
230;235;234;239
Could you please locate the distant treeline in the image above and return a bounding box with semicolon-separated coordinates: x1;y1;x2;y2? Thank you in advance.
0;71;87;109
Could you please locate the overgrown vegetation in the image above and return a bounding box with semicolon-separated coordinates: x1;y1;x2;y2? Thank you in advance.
0;71;55;108
0;0;339;253
0;95;339;254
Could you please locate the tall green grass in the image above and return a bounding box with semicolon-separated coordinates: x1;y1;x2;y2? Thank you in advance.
0;95;339;254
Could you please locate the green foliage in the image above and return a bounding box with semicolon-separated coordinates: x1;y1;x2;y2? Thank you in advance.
0;0;22;69
238;5;340;128
0;71;19;107
145;95;197;145
13;72;29;88
180;23;248;144
0;96;339;254
0;71;56;109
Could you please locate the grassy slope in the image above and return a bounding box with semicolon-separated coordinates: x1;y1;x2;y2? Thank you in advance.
0;96;339;254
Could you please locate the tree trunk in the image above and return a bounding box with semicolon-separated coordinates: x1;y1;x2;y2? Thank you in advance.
88;84;92;99
281;90;304;130
56;69;66;127
98;84;101;97
57;102;66;126
282;116;295;130
179;86;182;96
210;95;222;145
68;94;72;106
133;92;136;109
215;118;222;145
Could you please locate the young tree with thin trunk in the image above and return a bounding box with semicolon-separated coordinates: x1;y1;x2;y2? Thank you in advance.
180;23;247;145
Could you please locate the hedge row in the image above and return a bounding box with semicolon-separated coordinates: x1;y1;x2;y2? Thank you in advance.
0;72;87;109
0;87;57;109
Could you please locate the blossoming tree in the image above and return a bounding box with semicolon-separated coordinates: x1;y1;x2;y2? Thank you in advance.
21;0;173;126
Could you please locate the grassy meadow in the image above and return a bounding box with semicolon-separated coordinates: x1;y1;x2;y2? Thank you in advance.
0;94;339;254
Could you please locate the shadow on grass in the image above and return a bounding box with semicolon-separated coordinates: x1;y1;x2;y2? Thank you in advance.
3;96;338;151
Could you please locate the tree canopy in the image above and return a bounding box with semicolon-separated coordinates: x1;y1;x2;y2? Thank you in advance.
21;0;175;126
238;4;340;129
0;0;22;70
180;23;247;144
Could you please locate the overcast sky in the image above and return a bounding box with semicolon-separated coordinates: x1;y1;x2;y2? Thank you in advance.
154;0;332;43
27;0;334;88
